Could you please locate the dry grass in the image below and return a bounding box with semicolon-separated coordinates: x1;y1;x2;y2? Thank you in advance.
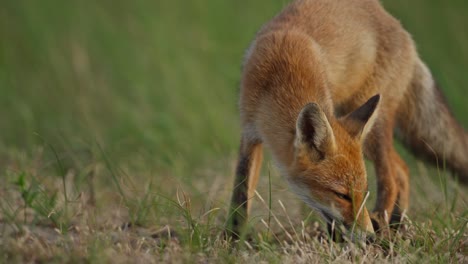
0;148;466;263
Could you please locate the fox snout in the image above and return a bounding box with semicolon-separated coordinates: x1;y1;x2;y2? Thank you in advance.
324;206;374;243
324;202;374;234
289;179;375;236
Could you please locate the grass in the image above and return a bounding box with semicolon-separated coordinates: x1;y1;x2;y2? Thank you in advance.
0;0;467;263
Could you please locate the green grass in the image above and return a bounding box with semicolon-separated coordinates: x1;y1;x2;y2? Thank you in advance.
0;0;467;263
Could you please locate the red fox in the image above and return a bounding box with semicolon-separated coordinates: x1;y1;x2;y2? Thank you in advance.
227;0;468;237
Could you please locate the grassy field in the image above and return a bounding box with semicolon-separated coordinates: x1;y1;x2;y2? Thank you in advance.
1;0;467;262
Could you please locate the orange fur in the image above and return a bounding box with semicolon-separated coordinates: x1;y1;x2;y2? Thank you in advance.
227;0;468;238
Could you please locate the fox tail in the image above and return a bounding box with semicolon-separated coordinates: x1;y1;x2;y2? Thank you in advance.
396;58;468;185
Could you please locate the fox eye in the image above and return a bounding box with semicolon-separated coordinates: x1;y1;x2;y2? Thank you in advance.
334;191;352;202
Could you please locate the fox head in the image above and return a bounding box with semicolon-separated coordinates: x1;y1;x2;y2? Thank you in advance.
288;95;380;235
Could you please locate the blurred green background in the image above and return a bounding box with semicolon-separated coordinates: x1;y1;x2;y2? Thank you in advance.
1;0;467;178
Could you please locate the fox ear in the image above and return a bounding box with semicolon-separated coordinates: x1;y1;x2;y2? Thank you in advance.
295;103;336;160
341;94;380;141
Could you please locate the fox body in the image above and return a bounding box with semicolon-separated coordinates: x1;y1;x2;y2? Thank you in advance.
227;0;468;237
